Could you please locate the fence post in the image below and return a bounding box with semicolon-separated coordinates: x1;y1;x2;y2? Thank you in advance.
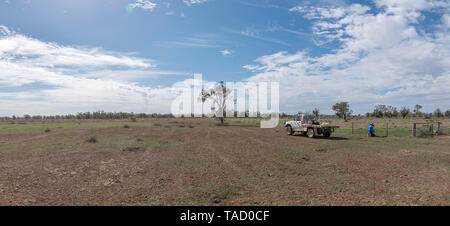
431;123;434;137
386;123;389;137
352;122;354;134
412;123;416;137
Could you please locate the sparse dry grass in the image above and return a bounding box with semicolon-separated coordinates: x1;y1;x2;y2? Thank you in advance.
0;118;448;206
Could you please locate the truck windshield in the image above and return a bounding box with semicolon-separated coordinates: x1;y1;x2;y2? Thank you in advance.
304;115;317;121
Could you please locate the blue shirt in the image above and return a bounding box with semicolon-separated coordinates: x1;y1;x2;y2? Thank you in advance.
368;125;374;133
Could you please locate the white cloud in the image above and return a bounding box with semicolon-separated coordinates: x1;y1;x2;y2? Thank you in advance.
183;0;208;7
220;50;232;56
442;14;450;28
128;0;157;11
222;27;290;46
246;1;450;114
0;25;189;116
159;35;221;48
0;35;153;69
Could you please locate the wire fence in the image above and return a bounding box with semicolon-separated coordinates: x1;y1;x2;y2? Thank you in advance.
217;118;450;138
334;122;449;137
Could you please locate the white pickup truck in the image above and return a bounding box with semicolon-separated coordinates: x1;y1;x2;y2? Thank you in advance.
285;114;339;138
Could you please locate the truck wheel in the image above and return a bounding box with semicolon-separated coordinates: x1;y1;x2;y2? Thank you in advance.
323;132;331;138
286;125;293;135
307;128;315;138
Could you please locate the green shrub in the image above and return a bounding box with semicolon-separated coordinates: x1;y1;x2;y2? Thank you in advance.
44;128;51;133
87;136;97;143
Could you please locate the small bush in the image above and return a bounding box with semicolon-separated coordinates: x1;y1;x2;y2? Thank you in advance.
124;124;130;128
87;136;97;143
44;128;51;133
122;147;143;152
188;125;195;129
137;138;143;142
129;116;137;122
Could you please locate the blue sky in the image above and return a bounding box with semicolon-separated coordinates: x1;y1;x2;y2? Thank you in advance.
0;0;312;84
0;0;449;116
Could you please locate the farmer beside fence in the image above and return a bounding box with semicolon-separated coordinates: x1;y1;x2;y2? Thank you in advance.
368;123;376;137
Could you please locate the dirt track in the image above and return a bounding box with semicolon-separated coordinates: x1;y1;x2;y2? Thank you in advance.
0;119;449;205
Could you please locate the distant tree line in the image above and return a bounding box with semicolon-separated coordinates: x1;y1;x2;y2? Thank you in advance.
0;104;449;121
365;104;449;119
0;110;278;121
0;111;174;121
284;102;450;121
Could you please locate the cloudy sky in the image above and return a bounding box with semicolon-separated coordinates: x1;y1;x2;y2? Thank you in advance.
0;0;449;116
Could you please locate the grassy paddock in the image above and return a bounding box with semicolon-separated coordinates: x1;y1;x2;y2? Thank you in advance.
0;118;449;205
1;118;449;137
0;121;152;132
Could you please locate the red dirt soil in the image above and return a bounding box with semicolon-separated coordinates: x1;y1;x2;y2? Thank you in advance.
0;119;449;205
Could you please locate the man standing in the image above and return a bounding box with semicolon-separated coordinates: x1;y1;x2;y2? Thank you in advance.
368;123;375;137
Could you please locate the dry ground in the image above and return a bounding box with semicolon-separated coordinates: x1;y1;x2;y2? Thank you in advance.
0;119;449;206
